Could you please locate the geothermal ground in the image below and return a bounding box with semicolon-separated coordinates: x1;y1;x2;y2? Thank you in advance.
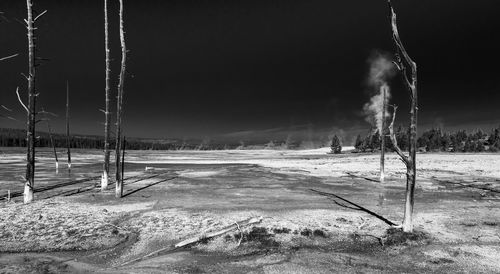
0;148;499;273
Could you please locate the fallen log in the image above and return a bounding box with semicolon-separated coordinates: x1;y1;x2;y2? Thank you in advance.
120;216;263;267
175;216;263;248
310;189;399;227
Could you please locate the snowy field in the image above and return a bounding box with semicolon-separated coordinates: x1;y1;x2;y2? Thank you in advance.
1;148;500;273
3;146;500;180
125;147;500;179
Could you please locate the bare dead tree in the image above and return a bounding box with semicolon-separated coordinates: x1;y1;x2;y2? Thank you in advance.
387;0;418;232
66;81;71;170
380;85;387;182
23;0;36;203
115;0;127;198
101;0;111;191
46;119;58;171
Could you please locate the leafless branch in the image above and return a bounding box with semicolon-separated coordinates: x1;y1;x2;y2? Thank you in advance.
34;10;47;21
0;113;18;121
15;87;28;113
388;105;409;166
0;11;10;22
0;53;18;61
38;110;58;117
388;0;417;91
1;105;13;112
13;17;27;28
35;118;50;124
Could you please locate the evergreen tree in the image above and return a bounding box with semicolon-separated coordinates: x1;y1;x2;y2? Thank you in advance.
473;129;485;141
489;127;500;151
452;130;467;152
476;140;485;152
418;128;442;151
441;133;451;151
354;134;363;150
417;134;428;149
362;133;372;151
463;136;474;152
330;135;342;154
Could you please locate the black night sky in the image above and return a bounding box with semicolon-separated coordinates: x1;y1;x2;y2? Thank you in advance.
1;0;499;144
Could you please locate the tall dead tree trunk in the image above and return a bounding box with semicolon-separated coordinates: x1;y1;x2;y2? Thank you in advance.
46;120;58;171
380;85;386;183
66;81;71;170
387;0;418;232
101;0;111;191
115;0;127;198
24;0;36;203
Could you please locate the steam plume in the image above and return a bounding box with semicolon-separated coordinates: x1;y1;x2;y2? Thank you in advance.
363;54;396;133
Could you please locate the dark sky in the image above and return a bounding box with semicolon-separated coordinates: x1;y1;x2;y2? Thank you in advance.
1;0;499;144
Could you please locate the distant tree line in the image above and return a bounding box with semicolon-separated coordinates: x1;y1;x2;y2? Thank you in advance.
0;128;307;150
0;128;242;150
354;126;500;153
4;126;500;152
417;127;500;152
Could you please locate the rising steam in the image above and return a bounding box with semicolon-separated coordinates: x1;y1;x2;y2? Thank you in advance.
363;53;396;133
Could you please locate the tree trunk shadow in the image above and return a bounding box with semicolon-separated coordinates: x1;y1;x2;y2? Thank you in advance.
122;177;177;198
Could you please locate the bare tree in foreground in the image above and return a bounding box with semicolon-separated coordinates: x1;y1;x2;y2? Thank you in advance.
101;0;111;190
66;81;72;170
23;0;37;203
387;0;418;232
115;0;127;198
